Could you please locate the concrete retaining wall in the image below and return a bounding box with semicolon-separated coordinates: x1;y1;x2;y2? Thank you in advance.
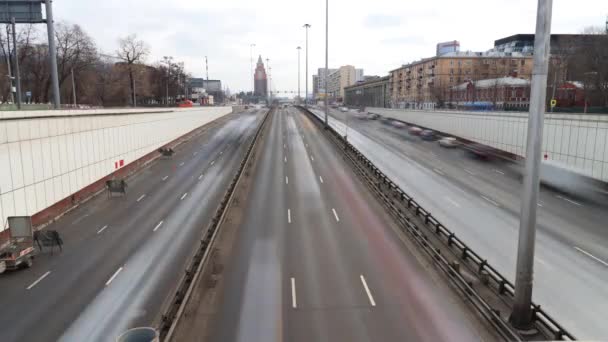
368;108;608;182
0;107;232;230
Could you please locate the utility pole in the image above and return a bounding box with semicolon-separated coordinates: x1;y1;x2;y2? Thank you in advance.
5;24;14;105
45;0;61;109
303;24;311;108
205;56;209;81
297;46;301;103
510;0;553;329
324;0;329;127
71;68;77;107
10;18;21;109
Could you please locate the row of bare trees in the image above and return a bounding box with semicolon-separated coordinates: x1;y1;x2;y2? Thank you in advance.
0;22;190;107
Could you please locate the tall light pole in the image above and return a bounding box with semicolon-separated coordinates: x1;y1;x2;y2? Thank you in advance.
266;58;271;104
323;0;329;126
303;23;311;108
250;43;256;98
296;46;301;104
45;0;61;109
510;0;553;329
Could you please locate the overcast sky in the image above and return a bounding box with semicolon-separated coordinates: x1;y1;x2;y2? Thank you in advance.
55;0;606;96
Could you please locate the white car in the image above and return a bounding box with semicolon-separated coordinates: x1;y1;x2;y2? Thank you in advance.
339;107;348;112
438;137;460;148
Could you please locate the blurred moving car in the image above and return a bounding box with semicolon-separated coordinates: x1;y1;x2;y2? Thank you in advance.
408;126;423;135
392;121;406;128
339;107;348;112
420;129;437;140
464;142;493;160
438;137;460;148
367;113;380;120
355;113;367;120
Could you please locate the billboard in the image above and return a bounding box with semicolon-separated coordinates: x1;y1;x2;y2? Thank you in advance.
0;0;44;23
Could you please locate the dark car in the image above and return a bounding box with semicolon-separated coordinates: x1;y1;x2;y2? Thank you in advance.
420;129;436;140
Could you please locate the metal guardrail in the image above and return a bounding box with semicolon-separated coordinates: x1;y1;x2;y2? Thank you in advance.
299;106;575;341
158;108;271;341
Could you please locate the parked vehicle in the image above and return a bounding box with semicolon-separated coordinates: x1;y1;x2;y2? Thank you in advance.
438;137;460;148
420;130;437;140
408;126;423;135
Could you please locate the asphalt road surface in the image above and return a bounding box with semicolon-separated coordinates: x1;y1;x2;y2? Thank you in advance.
208;108;493;342
312;107;608;339
0;109;264;342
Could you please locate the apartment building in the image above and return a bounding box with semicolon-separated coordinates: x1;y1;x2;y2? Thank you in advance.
326;65;364;101
313;68;337;100
389;51;533;109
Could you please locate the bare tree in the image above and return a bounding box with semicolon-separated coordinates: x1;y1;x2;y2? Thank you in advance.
116;34;150;106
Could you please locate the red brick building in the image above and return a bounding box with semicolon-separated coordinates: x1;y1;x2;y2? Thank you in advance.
447;76;531;110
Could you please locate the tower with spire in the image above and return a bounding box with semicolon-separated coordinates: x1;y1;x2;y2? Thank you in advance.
254;55;268;97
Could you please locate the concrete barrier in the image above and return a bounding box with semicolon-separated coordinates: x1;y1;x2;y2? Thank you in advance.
368;108;608;182
0;107;232;230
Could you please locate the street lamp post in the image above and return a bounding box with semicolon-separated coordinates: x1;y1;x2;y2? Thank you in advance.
250;43;256;99
510;0;553;329
303;23;311;108
266;58;271;104
297;46;301;104
324;0;329;127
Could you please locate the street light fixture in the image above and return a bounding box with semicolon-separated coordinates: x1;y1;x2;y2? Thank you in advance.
303;23;311;108
323;0;329;126
297;46;302;104
250;43;256;98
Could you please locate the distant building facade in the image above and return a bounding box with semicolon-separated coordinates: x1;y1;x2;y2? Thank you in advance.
313;67;337;100
189;78;223;103
254;56;268;97
344;76;390;108
491;34;606;56
389;51;533;109
448;76;531;110
326;65;364;101
436;41;460;56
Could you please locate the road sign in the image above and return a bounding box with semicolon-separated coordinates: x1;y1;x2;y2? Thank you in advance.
0;1;44;24
550;99;557;108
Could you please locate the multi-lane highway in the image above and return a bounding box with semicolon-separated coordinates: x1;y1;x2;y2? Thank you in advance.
201;107;496;342
315;107;608;339
0;109;264;342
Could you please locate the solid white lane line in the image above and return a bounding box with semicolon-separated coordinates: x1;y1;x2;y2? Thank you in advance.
332;208;340;222
210;160;215;166
291;277;297;308
464;169;475;176
360;275;376;307
481;195;500;207
493;169;505;175
319;176;324;183
574;247;608;267
179;162;185;167
556;195;582;207
136;194;146;202
162;176;169;181
288;209;292;224
180;193;188;200
199;174;204;180
285;176;289;184
310;155;314;162
105;267;124;286
153;220;164;232
433;168;444;176
26;271;51;290
444;196;461;208
97;225;108;234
